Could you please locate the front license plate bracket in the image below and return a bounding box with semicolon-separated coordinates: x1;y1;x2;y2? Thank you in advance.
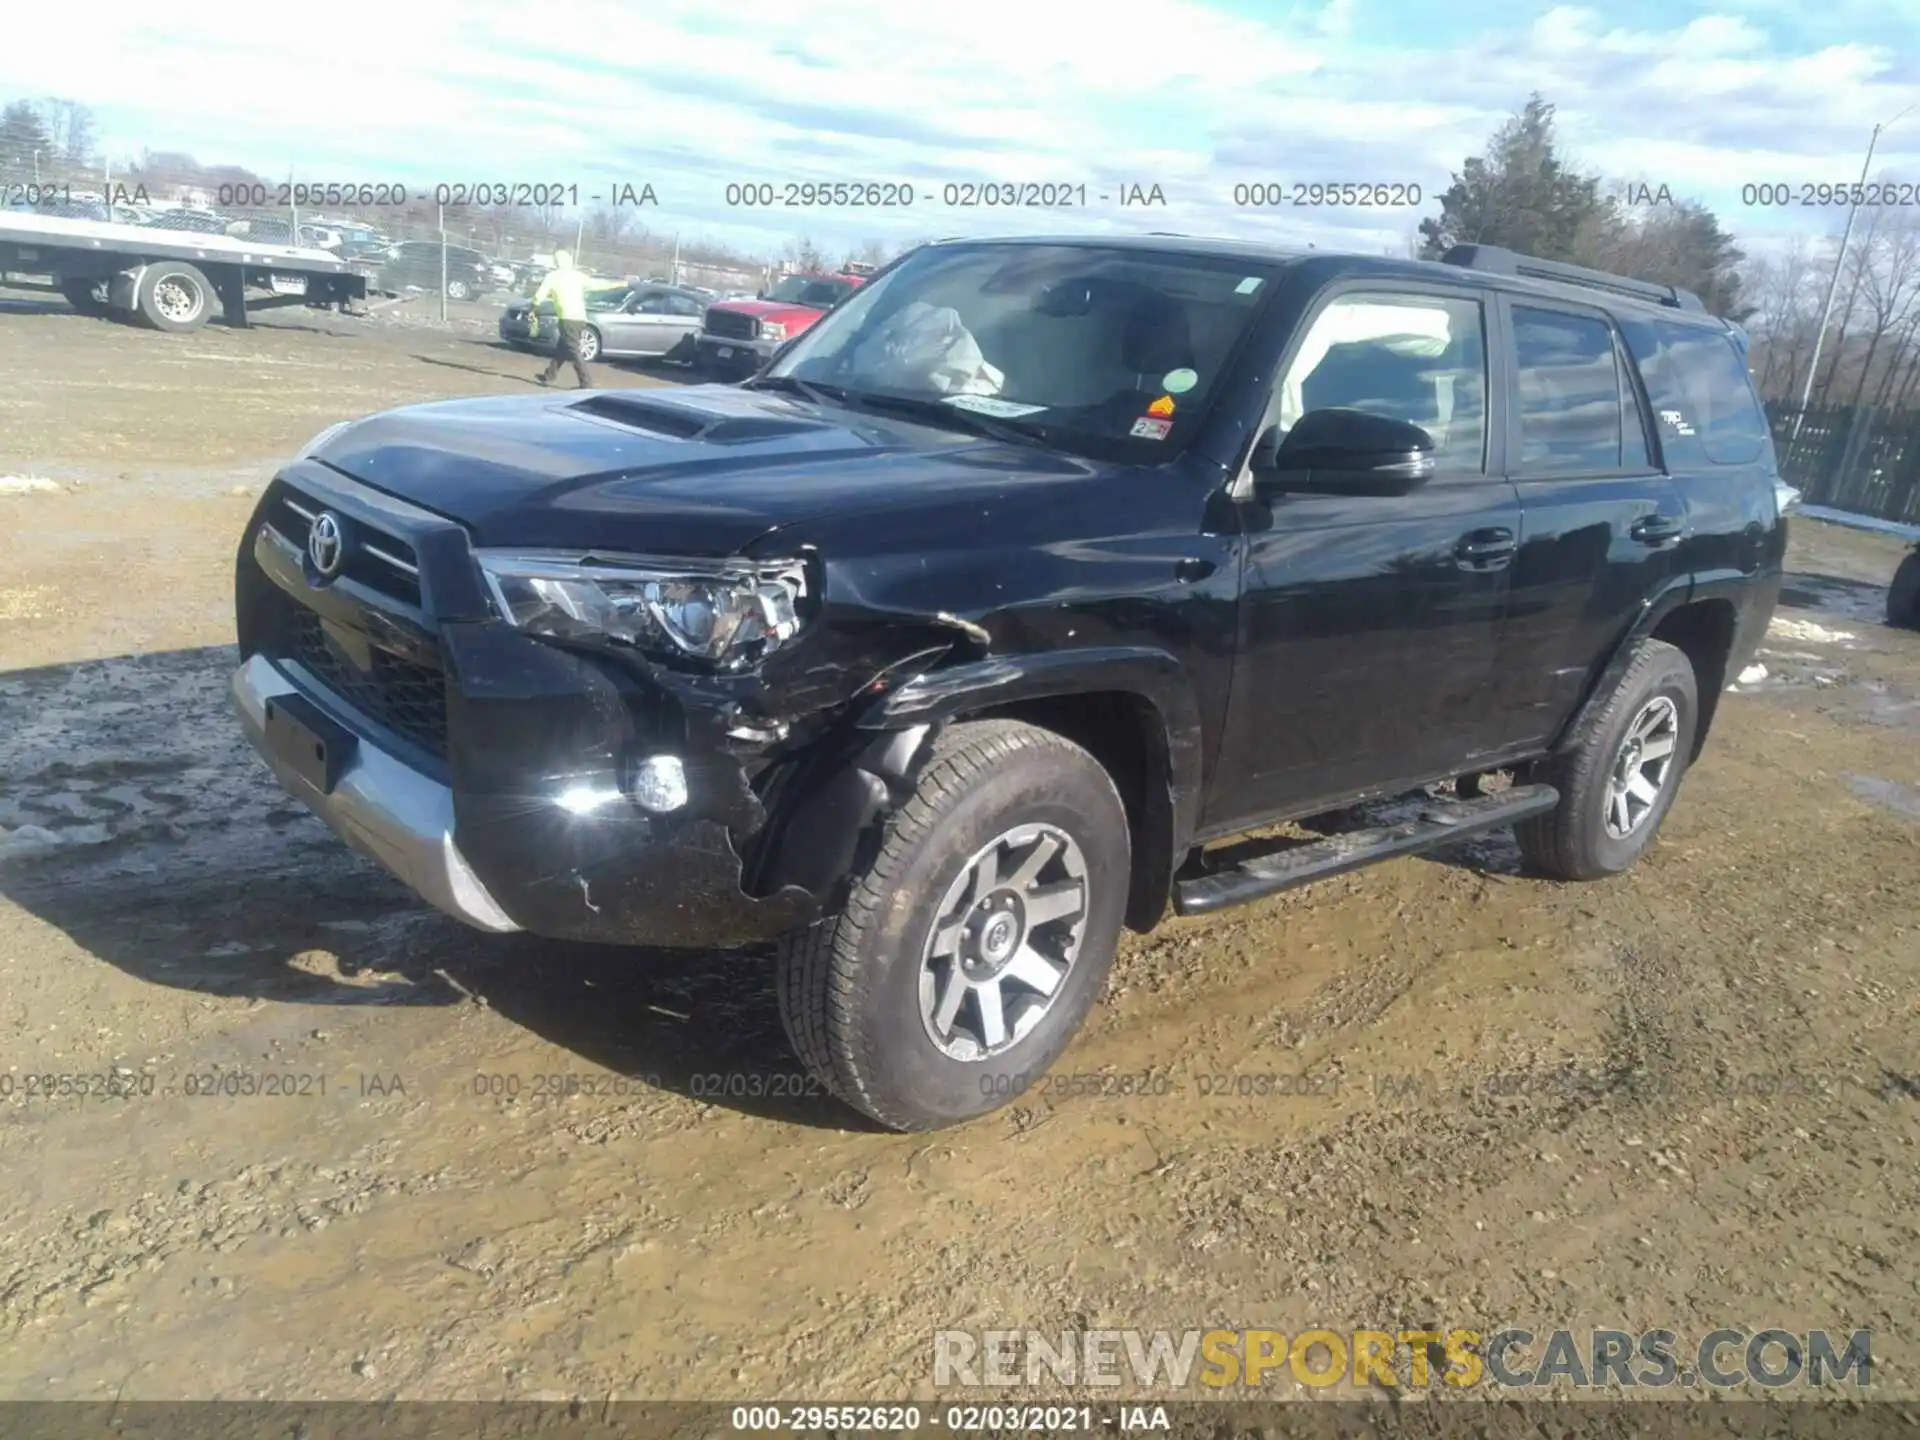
264;689;358;794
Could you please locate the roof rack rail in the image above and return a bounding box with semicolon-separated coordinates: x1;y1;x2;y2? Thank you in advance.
1440;244;1705;312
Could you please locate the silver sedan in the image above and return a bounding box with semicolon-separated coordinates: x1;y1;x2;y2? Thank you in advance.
498;283;707;363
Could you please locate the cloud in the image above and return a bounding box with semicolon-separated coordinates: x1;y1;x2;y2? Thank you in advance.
1;0;1916;259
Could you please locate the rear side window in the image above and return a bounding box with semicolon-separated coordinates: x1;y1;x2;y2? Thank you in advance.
1510;305;1650;472
1621;320;1769;465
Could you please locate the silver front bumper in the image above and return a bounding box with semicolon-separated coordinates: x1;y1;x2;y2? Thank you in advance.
230;653;520;933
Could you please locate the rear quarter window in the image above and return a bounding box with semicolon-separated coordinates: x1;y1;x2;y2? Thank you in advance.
1619;317;1770;466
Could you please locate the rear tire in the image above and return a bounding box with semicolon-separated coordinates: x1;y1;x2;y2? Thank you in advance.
775;720;1130;1132
1888;552;1920;630
576;326;602;362
59;277;110;317
135;262;213;332
1517;639;1699;881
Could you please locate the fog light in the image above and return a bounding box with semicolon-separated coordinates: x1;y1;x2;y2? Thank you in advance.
555;784;623;815
632;754;689;812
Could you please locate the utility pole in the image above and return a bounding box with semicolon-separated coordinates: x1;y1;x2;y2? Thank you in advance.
1794;104;1917;439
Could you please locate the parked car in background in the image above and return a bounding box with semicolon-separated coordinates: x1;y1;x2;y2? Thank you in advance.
497;282;706;363
337;239;392;263
9;196;111;220
695;271;865;377
229;216;295;244
375;241;492;301
141;207;235;234
1890;543;1920;629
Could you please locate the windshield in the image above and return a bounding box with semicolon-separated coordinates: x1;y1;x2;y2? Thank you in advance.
766;275;856;308
763;242;1280;461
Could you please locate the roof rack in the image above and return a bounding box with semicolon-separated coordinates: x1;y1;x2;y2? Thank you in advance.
1440;244;1705;312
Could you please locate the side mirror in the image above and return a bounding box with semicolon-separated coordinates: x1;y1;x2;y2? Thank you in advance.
1252;408;1437;497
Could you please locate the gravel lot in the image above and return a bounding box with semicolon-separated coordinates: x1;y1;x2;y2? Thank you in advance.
1;293;1917;1405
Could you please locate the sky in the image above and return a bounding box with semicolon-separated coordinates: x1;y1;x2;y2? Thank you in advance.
3;0;1918;264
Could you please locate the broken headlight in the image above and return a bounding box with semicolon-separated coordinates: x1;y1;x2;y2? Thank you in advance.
476;551;808;667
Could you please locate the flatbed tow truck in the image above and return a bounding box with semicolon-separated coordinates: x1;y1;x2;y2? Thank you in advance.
0;211;372;332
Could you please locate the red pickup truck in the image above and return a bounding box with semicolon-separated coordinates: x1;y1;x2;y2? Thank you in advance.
695;271;866;377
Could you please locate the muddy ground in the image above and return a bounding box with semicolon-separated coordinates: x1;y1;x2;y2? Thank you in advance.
1;293;1917;1405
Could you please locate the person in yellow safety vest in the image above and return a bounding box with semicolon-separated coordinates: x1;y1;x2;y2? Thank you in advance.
529;249;594;388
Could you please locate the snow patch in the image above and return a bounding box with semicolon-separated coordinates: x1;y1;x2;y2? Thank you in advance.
1767;616;1857;645
0;475;61;495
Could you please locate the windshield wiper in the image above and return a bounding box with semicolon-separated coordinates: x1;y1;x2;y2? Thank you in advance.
744;373;842;407
840;391;1050;449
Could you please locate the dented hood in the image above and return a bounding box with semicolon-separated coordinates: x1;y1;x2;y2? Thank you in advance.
306;384;1081;555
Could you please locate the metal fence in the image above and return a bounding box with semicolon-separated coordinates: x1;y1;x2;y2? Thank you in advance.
1764;402;1920;526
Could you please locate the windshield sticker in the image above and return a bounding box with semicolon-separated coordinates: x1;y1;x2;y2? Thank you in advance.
1235;276;1263;295
1658;407;1696;436
1130;417;1173;441
1162;367;1198;394
1146;395;1175;417
944;394;1049;418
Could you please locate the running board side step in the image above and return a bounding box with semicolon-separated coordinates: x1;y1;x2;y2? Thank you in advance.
1171;783;1561;918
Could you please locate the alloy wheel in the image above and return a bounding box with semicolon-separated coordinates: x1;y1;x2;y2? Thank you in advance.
918;823;1090;1061
1603;695;1679;838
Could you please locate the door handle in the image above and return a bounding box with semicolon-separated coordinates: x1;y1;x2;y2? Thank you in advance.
1455;528;1516;569
1630;514;1685;546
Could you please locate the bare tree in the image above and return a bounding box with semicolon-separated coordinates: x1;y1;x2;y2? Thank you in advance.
1849;211;1920;408
1813;209;1880;407
1747;237;1817;400
784;234;829;273
38;97;96;169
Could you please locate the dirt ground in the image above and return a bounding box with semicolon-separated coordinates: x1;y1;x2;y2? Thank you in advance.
1;293;1917;1406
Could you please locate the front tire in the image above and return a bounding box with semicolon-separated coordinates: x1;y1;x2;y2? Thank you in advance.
445;278;471;301
135;261;212;332
775;720;1130;1132
1888;552;1920;629
576;326;602;362
1517;639;1699;880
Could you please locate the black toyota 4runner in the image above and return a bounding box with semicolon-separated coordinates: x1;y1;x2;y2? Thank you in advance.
232;236;1785;1131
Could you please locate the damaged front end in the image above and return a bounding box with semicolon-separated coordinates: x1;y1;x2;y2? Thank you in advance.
434;600;984;948
232;461;989;952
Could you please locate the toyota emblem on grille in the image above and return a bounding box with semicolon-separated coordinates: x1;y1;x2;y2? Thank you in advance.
309;512;346;576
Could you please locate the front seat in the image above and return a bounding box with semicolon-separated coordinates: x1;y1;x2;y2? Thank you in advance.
1088;288;1197;426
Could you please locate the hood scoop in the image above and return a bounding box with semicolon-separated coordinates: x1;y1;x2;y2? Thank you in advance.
570;393;829;445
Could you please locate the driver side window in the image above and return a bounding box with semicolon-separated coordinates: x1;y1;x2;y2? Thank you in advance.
632;291;670;314
1276;291;1488;470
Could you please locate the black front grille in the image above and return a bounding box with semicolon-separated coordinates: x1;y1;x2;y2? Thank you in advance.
704;310;760;342
280;601;448;760
266;485;423;605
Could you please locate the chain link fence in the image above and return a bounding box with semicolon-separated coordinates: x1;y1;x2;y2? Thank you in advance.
1766;401;1920;526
